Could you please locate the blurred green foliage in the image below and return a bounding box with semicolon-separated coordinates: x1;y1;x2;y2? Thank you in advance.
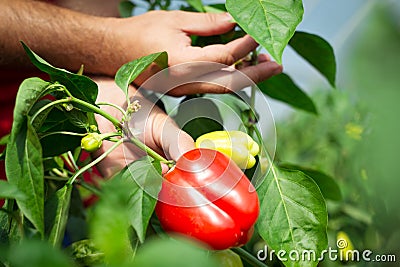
273;2;400;265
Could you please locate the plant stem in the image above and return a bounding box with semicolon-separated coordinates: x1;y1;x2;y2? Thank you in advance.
30;95;122;131
97;102;127;118
67;151;80;171
39;131;86;139
66;139;123;185
232;247;269;267
77;180;102;196
44;175;69;181
126;135;173;167
71;98;122;129
30;98;71;124
101;132;122;140
247;49;259;136
253;126;272;162
250;49;259;111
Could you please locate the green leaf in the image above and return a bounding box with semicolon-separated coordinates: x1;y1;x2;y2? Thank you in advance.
45;185;72;247
21;42;98;104
11;78;51;117
115;52;168;102
0;181;26;200
126;157;162;243
5;78;50;236
118;1;135;18
6;240;76;267
39;108;85;157
289;31;336;87
30;99;53;131
279;163;342;201
6;121;44;236
183;118;223;140
64;109;91;130
132;238;218;267
258;73;317;114
256;166;328;267
174;96;224;140
90;178;133;264
64;187;88;244
226;0;304;64
192;29;245;47
187;0;205;12
90;157;162;263
0;201;25;245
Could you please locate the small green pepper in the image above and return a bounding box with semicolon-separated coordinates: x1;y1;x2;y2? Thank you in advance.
195;130;260;169
213;250;243;267
81;133;103;152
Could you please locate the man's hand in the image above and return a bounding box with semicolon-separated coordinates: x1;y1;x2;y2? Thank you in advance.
109;11;282;95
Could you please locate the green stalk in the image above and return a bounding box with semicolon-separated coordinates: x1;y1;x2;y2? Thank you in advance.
232;248;269;267
127;135;174;168
248;49;259;136
71;98;122;129
30;98;71;124
77;180;102;196
100;132;122;140
44;176;69;181
67;151;80;171
30;95;122;130
39;131;86;139
97;102;127;118
253;126;273;163
66;139;123;185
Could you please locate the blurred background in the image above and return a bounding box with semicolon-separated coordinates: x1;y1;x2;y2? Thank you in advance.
273;0;400;266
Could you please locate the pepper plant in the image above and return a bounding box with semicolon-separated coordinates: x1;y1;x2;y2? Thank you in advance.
0;1;338;267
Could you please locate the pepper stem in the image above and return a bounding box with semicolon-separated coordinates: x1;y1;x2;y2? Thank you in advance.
232;247;269;267
66;139;124;185
248;49;259;137
126;135;174;168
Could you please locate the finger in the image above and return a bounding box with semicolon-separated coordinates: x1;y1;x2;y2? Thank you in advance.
187;35;259;66
161;163;169;174
167;61;283;95
155;117;195;161
179;11;236;36
257;53;271;62
235;53;272;70
240;61;283;84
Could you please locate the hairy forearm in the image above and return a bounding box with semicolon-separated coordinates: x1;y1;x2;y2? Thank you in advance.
0;0;119;75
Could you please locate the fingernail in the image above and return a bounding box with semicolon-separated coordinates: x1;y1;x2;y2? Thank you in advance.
273;65;283;75
224;12;235;23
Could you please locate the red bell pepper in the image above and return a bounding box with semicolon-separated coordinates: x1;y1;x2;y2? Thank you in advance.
155;148;259;250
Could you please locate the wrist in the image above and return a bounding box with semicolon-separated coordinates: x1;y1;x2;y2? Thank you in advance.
101;16;141;76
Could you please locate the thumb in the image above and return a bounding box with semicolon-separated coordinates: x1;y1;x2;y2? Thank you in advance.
180;12;236;36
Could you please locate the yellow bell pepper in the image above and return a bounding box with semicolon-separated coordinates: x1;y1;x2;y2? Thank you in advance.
195;130;259;169
337;231;355;261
